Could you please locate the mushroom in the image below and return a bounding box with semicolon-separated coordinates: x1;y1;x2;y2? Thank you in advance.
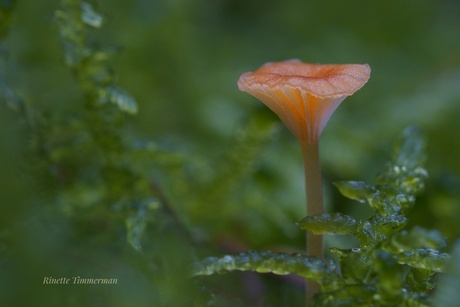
238;59;370;302
238;60;371;146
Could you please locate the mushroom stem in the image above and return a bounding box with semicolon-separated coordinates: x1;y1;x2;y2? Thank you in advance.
301;140;323;305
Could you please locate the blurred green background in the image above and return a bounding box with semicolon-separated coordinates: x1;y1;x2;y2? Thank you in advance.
1;0;460;306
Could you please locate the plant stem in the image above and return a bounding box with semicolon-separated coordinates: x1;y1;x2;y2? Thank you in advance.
301;140;324;305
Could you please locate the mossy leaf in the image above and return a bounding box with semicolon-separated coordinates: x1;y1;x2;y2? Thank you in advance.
375;126;428;196
193;251;343;291
396;248;450;272
298;213;358;235
334;181;376;203
381;226;447;253
434;240;460;306
125;198;160;251
106;85;138;114
80;1;103;28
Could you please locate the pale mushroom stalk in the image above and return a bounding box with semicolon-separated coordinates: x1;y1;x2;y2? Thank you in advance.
238;60;370;306
301;140;323;305
302;140;323;257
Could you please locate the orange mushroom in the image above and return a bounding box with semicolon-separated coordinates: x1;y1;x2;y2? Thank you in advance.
238;60;370;303
238;59;371;145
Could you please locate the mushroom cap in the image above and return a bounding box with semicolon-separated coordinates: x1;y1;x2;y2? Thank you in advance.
237;60;371;144
238;59;371;98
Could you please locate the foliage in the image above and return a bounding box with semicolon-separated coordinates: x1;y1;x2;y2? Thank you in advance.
434;239;460;306
0;1;280;305
195;127;451;306
195;251;343;292
1;1;460;307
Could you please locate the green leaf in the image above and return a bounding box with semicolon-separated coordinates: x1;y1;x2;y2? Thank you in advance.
80;1;103;28
392;126;426;169
298;213;358;235
330;248;374;283
125;198;160;251
381;226;447;253
193;251;344;291
375;127;428;196
406;268;438;293
367;186;403;216
376;164;428;196
369;214;408;237
334;181;377;203
396;248;450;272
313;284;375;306
374;250;407;304
355;215;408;249
434;240;460;306
106;85;138;114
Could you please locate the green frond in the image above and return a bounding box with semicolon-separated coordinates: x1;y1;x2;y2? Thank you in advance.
395;249;450;273
376;127;428;196
56;0;138;115
2;0;457;305
381;226;447;253
298;213;358;235
193;251;343;291
333;181;377;203
125;198;160;251
434;240;460;306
